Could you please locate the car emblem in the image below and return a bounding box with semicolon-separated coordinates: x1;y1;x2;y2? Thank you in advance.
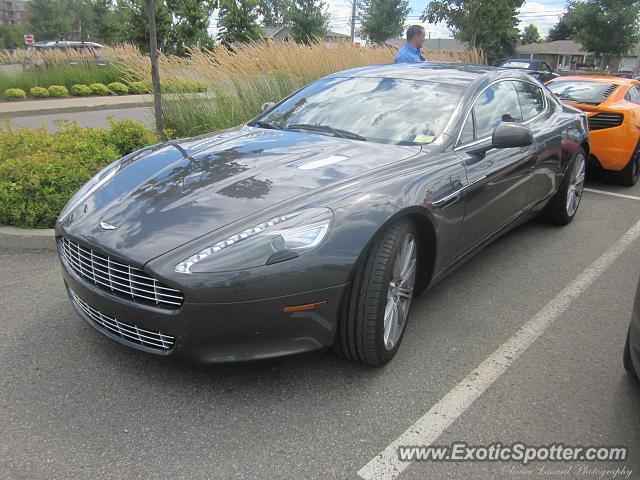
100;221;117;230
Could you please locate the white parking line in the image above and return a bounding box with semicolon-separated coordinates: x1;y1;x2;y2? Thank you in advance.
357;219;640;480
584;188;640;202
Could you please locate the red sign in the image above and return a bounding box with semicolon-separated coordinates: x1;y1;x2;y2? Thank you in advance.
24;34;34;45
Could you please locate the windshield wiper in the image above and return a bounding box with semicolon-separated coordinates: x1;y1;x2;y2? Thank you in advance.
250;120;280;130
285;123;367;141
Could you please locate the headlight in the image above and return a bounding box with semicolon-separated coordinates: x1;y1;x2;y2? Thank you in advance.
58;159;122;221
174;208;333;274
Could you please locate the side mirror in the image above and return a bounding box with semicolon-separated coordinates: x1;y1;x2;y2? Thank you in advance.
261;101;275;112
492;123;533;149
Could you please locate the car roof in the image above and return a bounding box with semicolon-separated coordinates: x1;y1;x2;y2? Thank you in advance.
551;75;639;86
327;62;528;86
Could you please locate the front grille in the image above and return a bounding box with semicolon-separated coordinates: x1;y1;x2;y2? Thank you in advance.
588;113;624;130
58;236;184;308
70;290;175;351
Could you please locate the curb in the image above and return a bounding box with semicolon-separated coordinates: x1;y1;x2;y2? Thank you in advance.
0;98;152;119
0;225;56;252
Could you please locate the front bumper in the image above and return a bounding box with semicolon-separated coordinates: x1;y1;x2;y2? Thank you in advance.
60;254;347;363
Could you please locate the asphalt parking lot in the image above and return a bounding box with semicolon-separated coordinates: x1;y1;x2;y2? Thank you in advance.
2;176;640;480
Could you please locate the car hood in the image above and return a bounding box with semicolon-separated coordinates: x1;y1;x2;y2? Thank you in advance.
58;127;421;265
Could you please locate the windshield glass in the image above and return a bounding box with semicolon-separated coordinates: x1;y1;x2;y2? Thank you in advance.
251;76;464;145
502;61;532;69
547;81;617;105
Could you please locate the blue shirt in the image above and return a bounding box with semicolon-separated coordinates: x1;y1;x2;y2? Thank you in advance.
394;44;425;64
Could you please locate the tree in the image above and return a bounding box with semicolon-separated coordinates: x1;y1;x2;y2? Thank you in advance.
166;0;216;54
286;0;329;44
89;0;128;44
257;0;291;26
547;16;571;41
422;0;524;65
217;0;263;43
521;23;541;44
122;0;172;51
360;0;410;43
565;0;640;57
0;25;28;49
27;0;74;40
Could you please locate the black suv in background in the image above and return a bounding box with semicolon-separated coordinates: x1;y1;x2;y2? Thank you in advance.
501;58;559;83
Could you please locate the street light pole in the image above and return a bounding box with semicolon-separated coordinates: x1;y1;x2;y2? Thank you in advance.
145;0;165;140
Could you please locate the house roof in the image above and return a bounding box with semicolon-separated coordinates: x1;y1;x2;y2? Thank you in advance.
517;40;586;55
261;26;350;40
325;31;350;38
386;38;467;51
262;26;287;38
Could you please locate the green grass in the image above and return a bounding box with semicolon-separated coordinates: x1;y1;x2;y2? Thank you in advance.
0;61;127;93
162;73;301;137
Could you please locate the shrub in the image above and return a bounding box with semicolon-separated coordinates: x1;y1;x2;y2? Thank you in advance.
107;82;129;95
70;84;92;96
160;79;208;94
128;81;151;94
89;83;110;96
48;85;68;97
30;86;49;98
0;120;158;228
108;118;157;156
4;88;26;100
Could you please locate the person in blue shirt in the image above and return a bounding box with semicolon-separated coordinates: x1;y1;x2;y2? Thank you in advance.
394;25;426;64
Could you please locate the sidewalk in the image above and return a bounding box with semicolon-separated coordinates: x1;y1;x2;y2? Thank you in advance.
0;224;55;252
0;94;152;118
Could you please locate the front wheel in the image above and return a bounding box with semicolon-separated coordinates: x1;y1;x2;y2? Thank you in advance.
334;219;418;366
624;328;637;378
542;148;586;225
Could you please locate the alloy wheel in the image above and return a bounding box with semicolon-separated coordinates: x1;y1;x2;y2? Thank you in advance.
383;234;417;351
566;153;586;217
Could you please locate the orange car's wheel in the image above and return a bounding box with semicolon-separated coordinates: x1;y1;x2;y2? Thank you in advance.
613;141;640;187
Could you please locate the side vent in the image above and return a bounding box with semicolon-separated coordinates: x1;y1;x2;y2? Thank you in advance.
588;113;623;131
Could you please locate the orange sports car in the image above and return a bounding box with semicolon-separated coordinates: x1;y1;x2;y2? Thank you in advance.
547;76;640;185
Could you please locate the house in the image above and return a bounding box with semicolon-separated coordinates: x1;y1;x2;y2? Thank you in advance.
0;0;28;26
517;39;639;73
262;26;351;44
386;37;467;52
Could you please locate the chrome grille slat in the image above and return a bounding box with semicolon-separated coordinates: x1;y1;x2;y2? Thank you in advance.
70;290;175;351
59;236;184;308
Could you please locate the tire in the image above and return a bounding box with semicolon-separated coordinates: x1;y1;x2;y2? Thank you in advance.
611;142;640;187
542;148;586;225
624;328;637;378
334;219;418;366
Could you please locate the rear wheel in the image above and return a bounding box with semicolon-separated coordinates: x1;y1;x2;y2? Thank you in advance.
542;148;586;225
612;142;640;186
334;219;418;366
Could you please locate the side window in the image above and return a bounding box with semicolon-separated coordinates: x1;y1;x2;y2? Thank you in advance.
626;85;640;104
460;110;475;144
473;81;523;140
514;81;545;121
542;62;552;73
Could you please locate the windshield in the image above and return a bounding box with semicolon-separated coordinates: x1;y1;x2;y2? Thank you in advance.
547;81;617;105
251;76;464;145
502;61;533;69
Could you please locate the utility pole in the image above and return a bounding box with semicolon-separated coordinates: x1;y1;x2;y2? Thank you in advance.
350;0;356;42
145;0;165;140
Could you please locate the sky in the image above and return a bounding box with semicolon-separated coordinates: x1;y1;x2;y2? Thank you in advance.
324;0;567;40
